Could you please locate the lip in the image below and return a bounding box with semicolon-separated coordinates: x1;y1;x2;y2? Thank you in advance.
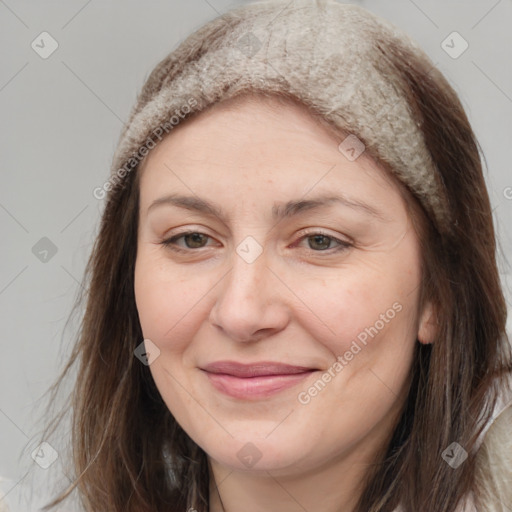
201;360;317;377
200;361;318;400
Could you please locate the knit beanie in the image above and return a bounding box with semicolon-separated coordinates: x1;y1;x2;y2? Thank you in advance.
107;0;452;233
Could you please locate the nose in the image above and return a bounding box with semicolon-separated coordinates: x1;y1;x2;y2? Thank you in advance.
208;248;290;343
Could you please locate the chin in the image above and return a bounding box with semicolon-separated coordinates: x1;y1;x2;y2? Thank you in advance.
203;434;316;475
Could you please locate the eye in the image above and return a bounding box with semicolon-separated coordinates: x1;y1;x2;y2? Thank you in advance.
160;230;352;254
294;231;352;253
160;231;216;252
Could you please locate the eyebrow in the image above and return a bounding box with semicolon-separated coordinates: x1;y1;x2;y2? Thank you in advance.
147;193;389;223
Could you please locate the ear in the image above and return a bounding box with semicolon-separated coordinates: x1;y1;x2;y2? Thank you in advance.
417;301;437;345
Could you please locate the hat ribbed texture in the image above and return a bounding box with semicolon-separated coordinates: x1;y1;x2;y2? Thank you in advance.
110;0;451;232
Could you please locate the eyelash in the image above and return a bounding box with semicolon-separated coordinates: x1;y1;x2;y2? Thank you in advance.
160;229;352;255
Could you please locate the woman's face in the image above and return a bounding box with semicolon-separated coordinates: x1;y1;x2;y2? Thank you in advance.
134;94;435;476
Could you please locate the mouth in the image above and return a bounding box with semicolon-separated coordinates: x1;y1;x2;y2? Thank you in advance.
200;361;319;400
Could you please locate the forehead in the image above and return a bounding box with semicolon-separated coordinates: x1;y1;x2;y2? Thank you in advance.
136;91;408;212
197;92;346;144
138;92;376;179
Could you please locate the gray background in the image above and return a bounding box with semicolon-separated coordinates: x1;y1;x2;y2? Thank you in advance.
1;0;511;510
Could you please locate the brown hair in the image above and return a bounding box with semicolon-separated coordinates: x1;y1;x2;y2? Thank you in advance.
38;7;512;512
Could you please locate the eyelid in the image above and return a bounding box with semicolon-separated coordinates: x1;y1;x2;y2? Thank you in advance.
160;228;219;252
295;227;353;244
292;228;352;252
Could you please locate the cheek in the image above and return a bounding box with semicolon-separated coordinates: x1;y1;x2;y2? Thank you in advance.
133;254;208;354
294;263;418;360
133;255;212;430
293;271;418;440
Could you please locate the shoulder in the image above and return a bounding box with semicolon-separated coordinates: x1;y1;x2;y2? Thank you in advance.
474;381;512;511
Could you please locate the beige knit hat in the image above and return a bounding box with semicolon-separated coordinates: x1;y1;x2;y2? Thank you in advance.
108;0;451;232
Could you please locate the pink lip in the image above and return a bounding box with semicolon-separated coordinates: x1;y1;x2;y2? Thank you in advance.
200;361;318;400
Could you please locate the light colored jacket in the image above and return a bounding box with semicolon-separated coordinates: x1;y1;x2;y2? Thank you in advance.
471;391;512;511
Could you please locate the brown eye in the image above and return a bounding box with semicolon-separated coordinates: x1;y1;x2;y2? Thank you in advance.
295;231;352;254
161;231;213;251
307;234;333;251
181;233;209;248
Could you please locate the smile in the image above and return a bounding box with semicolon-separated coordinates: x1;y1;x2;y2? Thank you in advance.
201;369;317;400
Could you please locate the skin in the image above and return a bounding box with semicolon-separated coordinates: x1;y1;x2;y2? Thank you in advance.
134;94;436;512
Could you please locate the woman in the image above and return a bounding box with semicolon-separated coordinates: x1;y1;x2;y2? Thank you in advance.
37;1;512;511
